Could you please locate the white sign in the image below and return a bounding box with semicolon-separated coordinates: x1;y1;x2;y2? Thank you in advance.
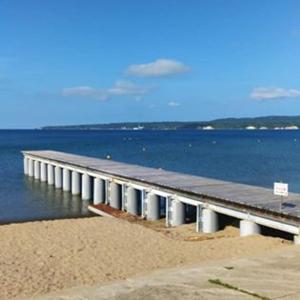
274;182;288;197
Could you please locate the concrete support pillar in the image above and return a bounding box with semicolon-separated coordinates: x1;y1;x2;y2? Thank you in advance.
55;166;62;189
40;162;47;182
240;220;261;237
93;178;105;204
28;159;34;177
294;235;300;245
82;173;92;200
47;164;54;185
126;187;140;215
110;182;121;209
34;161;40;180
147;194;160;220
202;208;218;233
71;171;81;195
63;168;71;192
24;157;28;175
172;200;185;226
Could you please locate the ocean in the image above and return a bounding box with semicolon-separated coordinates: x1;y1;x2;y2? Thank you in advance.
1;129;300;224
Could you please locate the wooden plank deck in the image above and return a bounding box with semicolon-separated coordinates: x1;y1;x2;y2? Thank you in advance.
23;150;300;223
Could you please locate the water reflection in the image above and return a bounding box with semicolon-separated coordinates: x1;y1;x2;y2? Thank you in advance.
7;177;93;224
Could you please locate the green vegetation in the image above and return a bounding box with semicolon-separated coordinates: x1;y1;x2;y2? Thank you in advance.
41;115;300;130
208;278;270;300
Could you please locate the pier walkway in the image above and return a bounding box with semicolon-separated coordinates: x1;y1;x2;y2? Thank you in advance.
22;150;300;242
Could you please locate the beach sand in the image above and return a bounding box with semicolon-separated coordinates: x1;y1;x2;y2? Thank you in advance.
0;216;290;300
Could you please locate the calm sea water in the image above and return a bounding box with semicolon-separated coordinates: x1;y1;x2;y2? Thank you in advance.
1;129;300;224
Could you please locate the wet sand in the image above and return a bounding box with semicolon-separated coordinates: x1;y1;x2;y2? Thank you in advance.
0;216;290;300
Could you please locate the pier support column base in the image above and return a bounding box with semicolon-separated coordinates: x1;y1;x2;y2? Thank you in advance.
93;178;105;204
28;159;34;177
171;200;185;226
24;157;29;175
63;169;71;192
40;163;47;182
82;173;92;200
55;166;62;189
34;161;40;180
47;165;54;185
126;187;140;215
294;235;300;245
147;194;160;221
71;171;81;195
110;182;122;209
240;220;261;237
202;209;218;233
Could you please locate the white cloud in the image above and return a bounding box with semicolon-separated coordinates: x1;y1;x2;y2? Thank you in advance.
62;86;106;100
62;80;151;101
251;87;300;100
168;101;180;107
126;59;190;77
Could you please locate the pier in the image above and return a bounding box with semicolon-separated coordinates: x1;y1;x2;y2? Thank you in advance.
22;150;300;243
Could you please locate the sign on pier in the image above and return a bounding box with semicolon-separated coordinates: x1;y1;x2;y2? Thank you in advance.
274;182;288;197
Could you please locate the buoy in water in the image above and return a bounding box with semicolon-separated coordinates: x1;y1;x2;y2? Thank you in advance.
106;154;111;160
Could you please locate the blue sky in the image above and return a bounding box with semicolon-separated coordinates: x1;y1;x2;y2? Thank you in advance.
0;0;300;128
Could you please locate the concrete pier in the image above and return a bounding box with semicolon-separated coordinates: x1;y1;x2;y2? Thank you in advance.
34;160;40;180
47;164;54;185
93;178;105;204
147;194;160;220
82;173;92;200
22;151;300;243
71;171;81;195
172;200;185;226
202;209;218;233
55;166;62;189
63;169;71;192
126;187;140;215
110;182;122;209
28;159;34;177
40;162;47;182
240;220;261;237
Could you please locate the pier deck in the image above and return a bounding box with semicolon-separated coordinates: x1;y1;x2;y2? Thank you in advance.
23;150;300;227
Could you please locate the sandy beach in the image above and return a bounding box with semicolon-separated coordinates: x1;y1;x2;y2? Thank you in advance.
0;216;291;300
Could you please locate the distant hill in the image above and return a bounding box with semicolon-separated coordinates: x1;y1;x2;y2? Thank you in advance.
41;116;300;130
